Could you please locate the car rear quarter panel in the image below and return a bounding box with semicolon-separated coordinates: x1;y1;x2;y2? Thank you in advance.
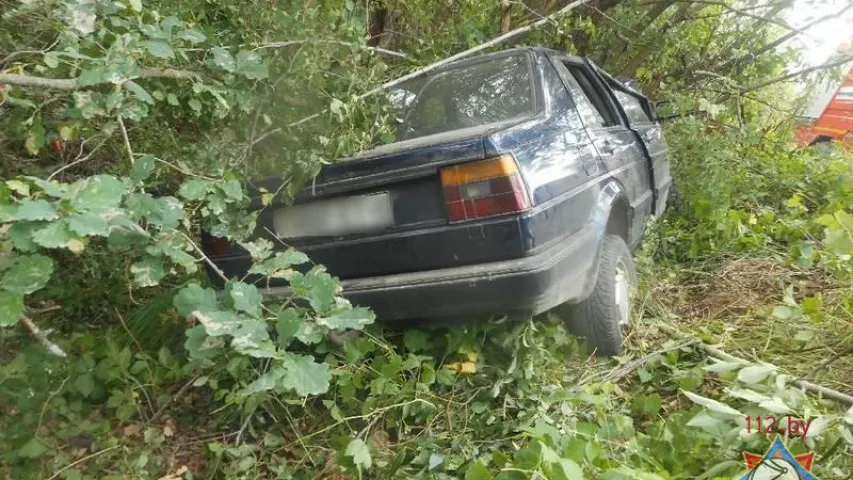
485;52;613;255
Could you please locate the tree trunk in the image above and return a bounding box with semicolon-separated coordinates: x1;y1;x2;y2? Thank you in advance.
619;1;696;76
611;0;676;59
501;0;512;33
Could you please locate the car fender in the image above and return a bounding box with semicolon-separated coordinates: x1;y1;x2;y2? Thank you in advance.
579;180;631;300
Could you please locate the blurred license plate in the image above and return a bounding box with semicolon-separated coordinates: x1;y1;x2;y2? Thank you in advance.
273;192;393;238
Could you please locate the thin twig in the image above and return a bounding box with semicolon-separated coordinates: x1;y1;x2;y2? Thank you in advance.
740;56;853;94
148;373;202;424
37;376;70;433
47;445;121;480
234;412;254;445
179;232;229;283
251;39;408;59
19;315;66;358
47;135;111;180
117;115;135;167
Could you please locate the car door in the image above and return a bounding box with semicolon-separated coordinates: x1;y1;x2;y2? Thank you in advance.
610;86;671;217
549;55;653;245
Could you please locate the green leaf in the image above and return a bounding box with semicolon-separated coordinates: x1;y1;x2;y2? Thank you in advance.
18;438;48;458
141;40;175;59
681;390;742;417
210;47;236;72
771;305;793;319
465;462;493;480
25;128;45;156
75;373;96;397
176;28;206;44
166;93;179;106
806;415;837;438
218;179;243;201
68;175;127;211
0;291;24;326
244;367;280;395
554;459;584;480
290;267;338;313
703;360;745;373
194;310;244;336
128;0;142;12
8;222;41;252
1;254;54;294
7;179;31;196
15;199;58;221
173;284;219;317
226;282;262;318
43;52;59;69
758;397;791;414
131;258;165;287
249;249;309;276
32;221;73;249
696;460;741;480
124;80;154;104
178;179;215;201
316;306;374;331
188;98;202;113
345;438;372;471
281;354;330;396
68;212;110;237
126;194;184;229
275;308;303;347
147;236;197;273
130;155;156;183
737;364;776;384
77;67;106;87
239;238;273;262
230;320;275;358
235;50;268;79
24;176;66;197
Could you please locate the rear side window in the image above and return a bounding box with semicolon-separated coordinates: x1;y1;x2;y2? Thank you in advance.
562;63;619;127
614;91;651;124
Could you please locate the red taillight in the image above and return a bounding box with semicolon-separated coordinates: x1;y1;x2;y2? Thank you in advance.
440;155;531;223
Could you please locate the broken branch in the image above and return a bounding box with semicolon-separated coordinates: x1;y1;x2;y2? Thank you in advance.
20;315;67;358
0;68;198;91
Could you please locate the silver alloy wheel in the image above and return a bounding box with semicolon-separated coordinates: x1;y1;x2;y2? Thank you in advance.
614;260;631;328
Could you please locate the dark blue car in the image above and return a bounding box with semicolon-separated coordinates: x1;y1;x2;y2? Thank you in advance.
206;47;672;355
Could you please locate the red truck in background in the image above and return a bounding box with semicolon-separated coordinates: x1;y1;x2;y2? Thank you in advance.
795;61;853;147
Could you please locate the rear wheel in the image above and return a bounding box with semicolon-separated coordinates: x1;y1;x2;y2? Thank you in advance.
558;234;636;356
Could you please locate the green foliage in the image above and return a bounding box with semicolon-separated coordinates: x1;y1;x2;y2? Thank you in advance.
2;0;853;478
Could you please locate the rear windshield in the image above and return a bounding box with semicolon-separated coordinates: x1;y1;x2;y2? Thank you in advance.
379;53;535;144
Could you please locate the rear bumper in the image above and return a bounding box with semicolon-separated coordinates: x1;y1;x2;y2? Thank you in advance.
259;226;599;321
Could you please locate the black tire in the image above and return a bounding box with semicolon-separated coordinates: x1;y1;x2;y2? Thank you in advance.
558;234;637;356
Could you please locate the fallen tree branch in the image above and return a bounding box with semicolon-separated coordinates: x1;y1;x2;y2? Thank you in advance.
601;339;698;383
657;323;853;406
251;39;408;59
246;0;592;146
20;315;67;358
0;68;198;91
740;55;853;93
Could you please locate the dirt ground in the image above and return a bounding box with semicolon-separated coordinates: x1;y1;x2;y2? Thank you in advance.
647;256;853;394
